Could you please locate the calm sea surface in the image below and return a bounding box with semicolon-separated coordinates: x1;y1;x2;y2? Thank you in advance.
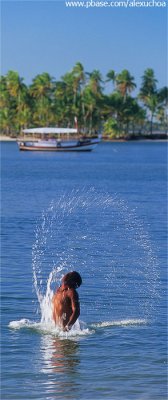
1;141;167;400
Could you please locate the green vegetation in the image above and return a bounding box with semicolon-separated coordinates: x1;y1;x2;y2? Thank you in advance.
0;64;167;138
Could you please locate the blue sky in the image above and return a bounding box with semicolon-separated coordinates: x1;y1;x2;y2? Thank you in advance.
1;0;167;93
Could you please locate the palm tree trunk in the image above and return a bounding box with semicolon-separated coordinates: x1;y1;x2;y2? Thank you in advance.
150;112;153;135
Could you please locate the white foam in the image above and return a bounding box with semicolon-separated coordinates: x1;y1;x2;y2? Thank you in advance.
8;319;93;337
9;319;34;329
91;319;147;328
9;318;147;338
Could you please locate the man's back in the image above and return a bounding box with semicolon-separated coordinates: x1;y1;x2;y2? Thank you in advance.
52;284;80;330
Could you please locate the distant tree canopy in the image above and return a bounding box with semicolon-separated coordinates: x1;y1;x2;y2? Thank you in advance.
0;64;167;138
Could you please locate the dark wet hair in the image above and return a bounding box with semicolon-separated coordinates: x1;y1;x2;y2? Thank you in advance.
62;271;82;288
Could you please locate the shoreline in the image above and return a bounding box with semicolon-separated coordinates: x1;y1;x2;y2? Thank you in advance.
0;135;167;143
0;136;17;141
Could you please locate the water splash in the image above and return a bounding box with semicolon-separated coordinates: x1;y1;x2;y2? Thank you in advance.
91;319;147;328
31;188;160;328
8;318;147;336
8;318;92;337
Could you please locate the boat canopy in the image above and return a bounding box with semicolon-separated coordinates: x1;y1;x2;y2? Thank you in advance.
22;127;78;135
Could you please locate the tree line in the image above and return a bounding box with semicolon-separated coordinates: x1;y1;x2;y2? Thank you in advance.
0;63;167;138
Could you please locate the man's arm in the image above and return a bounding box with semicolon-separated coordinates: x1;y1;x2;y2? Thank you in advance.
52;295;56;324
65;290;80;331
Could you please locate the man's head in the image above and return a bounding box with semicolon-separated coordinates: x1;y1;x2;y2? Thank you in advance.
62;271;82;289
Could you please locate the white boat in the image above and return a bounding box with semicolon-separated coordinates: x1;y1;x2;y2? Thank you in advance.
18;127;101;152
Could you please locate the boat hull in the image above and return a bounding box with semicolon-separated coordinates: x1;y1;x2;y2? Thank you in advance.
18;139;100;152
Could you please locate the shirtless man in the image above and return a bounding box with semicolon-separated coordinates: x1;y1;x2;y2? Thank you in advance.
52;271;82;331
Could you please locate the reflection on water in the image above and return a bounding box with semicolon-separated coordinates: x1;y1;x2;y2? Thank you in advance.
40;335;80;399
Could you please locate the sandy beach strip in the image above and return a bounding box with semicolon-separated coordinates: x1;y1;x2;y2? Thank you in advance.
0;135;17;141
0;135;37;141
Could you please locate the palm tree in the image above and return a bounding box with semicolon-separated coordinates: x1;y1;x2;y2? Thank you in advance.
139;68;157;99
116;69;136;100
61;71;77;126
106;69;116;90
102;91;125;135
72;62;85;106
30;72;54;98
1;66;166;137
16;105;32;131
87;69;103;96
32;97;54;126
6;70;26;99
0;76;14;134
82;86;95;133
0;76;9;107
82;70;103;133
157;86;168;104
122;97;146;136
156;87;168;131
102;91;144;137
71;62;86;129
146;94;159;134
53;81;67;125
0;108;13;135
103;117;119;138
5;71;28;133
139;69;158;134
30;73;54;126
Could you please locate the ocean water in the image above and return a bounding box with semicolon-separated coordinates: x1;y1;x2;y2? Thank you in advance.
1;141;167;400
